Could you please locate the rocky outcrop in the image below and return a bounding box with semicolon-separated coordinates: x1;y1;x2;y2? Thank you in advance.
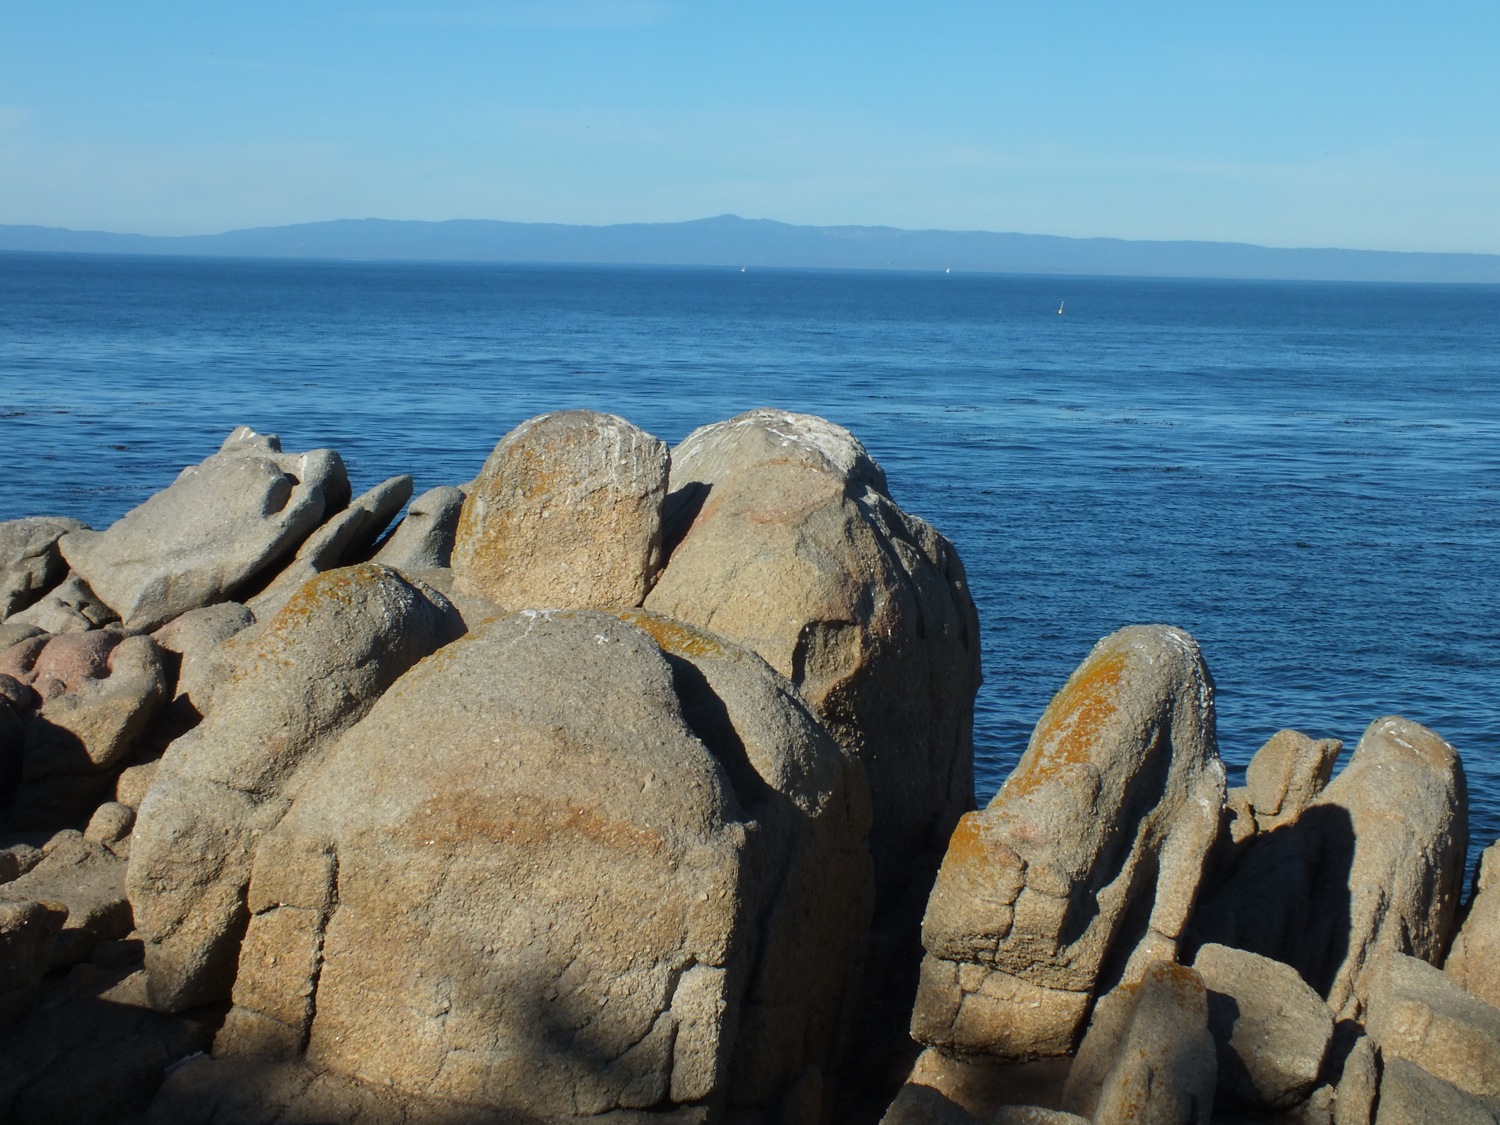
643;409;981;898
371;484;464;571
58;427;350;632
1192;941;1333;1113
1059;961;1217;1125
0;516;86;619
0;630;168;826
453;411;669;611
1196;716;1468;1017
1447;842;1500;1006
912;625;1225;1062
208;608;871;1120
127;564;463;1012
1365;952;1500;1101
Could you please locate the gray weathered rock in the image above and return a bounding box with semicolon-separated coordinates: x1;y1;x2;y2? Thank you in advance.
1196;717;1467;1017
217;608;872;1119
0;516;86;619
1447;842;1500;1007
913;625;1225;1062
1374;1057;1500;1125
1365;951;1500;1099
453;411;669;611
372;485;465;571
0;621;46;653
58;427;350;632
645;408;981;907
992;1109;1090;1125
6;572;119;633
1060;961;1216;1125
151;601;256;705
1193;942;1333;1112
127;564;463;1012
248;474;414;618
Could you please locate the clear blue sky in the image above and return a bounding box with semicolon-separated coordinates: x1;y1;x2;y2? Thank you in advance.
3;2;1498;252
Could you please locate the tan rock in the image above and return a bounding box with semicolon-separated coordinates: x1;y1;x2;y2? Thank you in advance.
452;411;669;611
1365;951;1500;1099
1060;961;1216;1125
1196;717;1467;1017
1373;1057;1500;1125
221;609;871;1119
1447;842;1500;1006
1192;942;1333;1112
5;573;118;633
0;830;132;970
915;625;1224;1061
127;564;463;1012
1244;728;1342;831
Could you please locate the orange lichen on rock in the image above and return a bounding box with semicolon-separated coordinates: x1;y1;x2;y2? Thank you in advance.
1005;649;1127;800
612;607;728;660
940;811;1021;881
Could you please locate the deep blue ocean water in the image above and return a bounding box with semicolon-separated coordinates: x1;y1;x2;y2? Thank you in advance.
3;251;1498;871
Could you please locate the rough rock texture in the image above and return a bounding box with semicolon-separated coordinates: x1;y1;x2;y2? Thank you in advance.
878;1084;984;1125
992;1109;1089;1125
913;625;1225;1061
1332;1034;1381;1125
1060;961;1216;1125
249;474;414;618
1365;952;1500;1099
6;572;119;633
644;410;981;897
0;621;46;653
58;427;350;632
1;630;168;827
215;609;871;1120
1243;728;1343;833
151;601;257;710
127;564;464;1012
1195;717;1467;1017
0;898;68;1024
1374;1057;1500;1125
372;485;465;572
452;411;669;611
1192;942;1333;1112
0;516;86;619
1447;842;1500;1006
0;830;133;970
0;965;217;1125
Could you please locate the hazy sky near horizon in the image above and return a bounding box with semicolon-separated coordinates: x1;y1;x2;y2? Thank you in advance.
3;3;1498;253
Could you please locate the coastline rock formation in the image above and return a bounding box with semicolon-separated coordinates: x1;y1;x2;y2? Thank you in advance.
3;412;1498;1125
911;625;1224;1063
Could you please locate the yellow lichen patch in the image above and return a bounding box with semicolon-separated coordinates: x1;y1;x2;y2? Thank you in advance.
940;810;1021;879
613;608;728;660
1007;649;1129;800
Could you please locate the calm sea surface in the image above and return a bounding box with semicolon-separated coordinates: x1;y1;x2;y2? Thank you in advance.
3;252;1498;868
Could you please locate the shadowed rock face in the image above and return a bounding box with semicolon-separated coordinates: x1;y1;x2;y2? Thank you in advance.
913;625;1225;1063
644;409;981;899
58;427;350;633
452;411;670;612
1060;961;1217;1125
213;609;873;1120
0;517;86;619
1195;716;1467;1018
127;564;464;1013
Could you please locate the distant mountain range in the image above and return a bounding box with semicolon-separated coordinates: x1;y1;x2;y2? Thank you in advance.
3;214;1498;283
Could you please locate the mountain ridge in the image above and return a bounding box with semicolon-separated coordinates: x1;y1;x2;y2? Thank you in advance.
3;214;1498;283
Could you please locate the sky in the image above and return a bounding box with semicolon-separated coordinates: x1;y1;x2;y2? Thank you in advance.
2;2;1499;253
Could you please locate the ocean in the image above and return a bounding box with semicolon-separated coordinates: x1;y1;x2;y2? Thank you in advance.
3;251;1498;869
